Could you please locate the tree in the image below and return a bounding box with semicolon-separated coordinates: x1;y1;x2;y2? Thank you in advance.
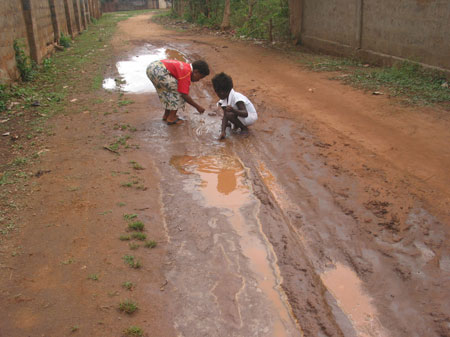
221;0;231;30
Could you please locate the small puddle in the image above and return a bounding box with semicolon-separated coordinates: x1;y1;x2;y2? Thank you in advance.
321;263;389;337
170;154;302;336
103;45;187;93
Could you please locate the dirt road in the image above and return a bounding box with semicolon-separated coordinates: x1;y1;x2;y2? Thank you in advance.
1;12;449;337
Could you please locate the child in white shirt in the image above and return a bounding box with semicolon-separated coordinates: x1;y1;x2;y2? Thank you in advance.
211;72;258;140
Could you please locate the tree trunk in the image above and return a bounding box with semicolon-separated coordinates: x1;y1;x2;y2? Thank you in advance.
221;0;231;30
247;0;256;20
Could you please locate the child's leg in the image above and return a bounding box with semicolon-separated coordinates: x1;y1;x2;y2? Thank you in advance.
162;109;170;121
167;110;183;125
226;111;247;131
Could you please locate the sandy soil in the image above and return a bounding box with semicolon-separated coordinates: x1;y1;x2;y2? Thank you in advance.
1;12;449;337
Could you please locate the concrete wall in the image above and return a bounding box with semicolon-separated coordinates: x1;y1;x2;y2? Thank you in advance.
289;0;450;73
0;0;101;83
0;2;29;81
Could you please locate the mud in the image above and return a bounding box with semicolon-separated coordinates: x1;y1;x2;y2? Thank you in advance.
0;12;449;337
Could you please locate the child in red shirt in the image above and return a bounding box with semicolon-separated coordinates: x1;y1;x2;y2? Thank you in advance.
146;59;210;125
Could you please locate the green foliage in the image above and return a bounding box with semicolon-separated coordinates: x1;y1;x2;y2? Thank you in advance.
13;39;35;82
118;299;138;314
171;0;290;41
123;326;143;336
0;84;9;112
303;55;450;107
345;62;450;105
60;33;72;48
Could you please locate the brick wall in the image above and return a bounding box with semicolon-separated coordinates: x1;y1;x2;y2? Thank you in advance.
0;0;102;83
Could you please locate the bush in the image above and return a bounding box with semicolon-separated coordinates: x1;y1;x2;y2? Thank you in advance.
60;34;71;48
13;39;35;82
0;84;8;112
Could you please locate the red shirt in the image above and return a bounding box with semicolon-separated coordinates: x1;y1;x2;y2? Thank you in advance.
161;59;192;94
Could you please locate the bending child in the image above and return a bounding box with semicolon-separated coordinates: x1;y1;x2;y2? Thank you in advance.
211;72;258;139
146;59;210;125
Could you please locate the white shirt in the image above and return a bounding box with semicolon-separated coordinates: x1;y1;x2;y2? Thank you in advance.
218;89;258;126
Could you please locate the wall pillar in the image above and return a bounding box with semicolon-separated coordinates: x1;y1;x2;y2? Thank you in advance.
20;0;38;62
48;0;60;41
355;0;363;49
288;0;303;44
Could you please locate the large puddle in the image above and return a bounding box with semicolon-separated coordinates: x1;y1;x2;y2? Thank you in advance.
103;45;187;93
321;263;389;337
170;154;302;336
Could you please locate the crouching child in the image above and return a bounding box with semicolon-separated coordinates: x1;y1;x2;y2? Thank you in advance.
211;72;258;139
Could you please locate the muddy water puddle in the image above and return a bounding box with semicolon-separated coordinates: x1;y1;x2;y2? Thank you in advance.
103;45;187;93
170;154;302;336
321;263;389;337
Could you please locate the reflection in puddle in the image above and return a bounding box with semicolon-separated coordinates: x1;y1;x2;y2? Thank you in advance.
103;45;187;93
170;154;302;337
321;263;388;337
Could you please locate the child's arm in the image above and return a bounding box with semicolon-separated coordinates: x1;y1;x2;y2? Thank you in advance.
181;93;205;113
225;101;248;118
219;105;227;139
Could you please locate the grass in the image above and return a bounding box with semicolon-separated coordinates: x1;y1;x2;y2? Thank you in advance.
88;274;99;281
118;99;134;106
130;161;144;170
128;221;144;231
1;223;16;235
122;255;142;269
144;240;157;249
300;55;450;107
61;258;75;265
122;281;135;290
129;243;139;250
118;299;138;314
119;235;131;241
123;326;143;336
131;232;147;241
123;213;138;220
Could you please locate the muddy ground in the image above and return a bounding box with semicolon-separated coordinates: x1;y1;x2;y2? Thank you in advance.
1;12;449;337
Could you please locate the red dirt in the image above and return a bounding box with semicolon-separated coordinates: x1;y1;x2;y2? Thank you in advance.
1;12;449;337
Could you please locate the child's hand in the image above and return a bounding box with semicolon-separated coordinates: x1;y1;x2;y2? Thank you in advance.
218;132;226;140
224;106;234;113
197;106;205;114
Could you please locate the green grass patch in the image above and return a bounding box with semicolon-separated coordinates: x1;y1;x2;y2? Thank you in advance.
88;274;99;281
122;255;142;269
123;213;138;220
119;235;131;241
129;242;139;250
128;221;144;231
122;281;135;290
144;240;157;249
123;326;143;336
301;55;449;107
131;232;146;241
118;299;138;314
130;161;144;170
